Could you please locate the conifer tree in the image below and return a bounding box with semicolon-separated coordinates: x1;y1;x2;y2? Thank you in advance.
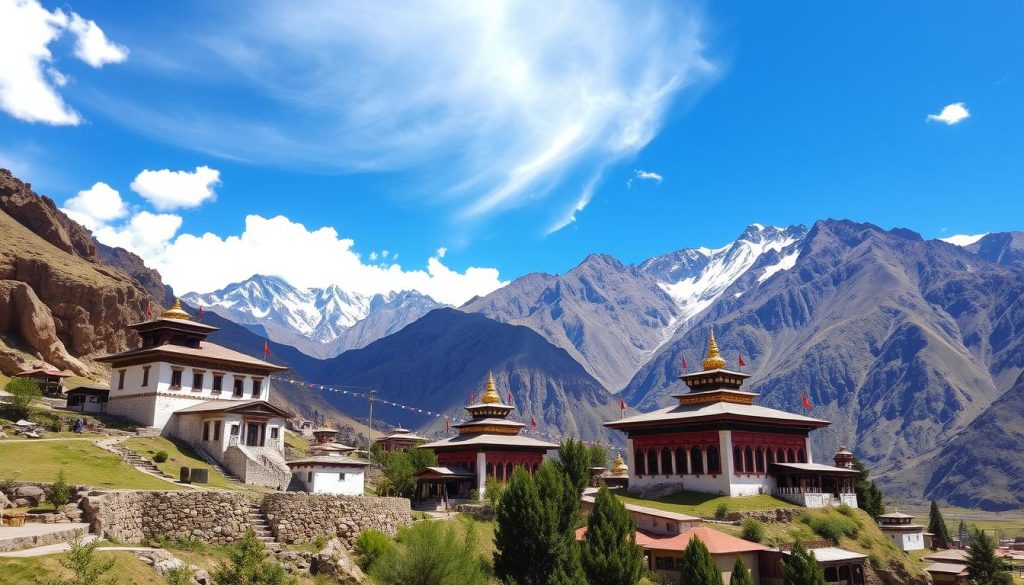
729;556;755;585
927;500;951;548
580;485;644;585
851;458;884;519
494;467;544;585
535;461;586;585
782;542;826;585
557;437;592;499
678;536;720;585
966;529;1007;585
959;520;972;548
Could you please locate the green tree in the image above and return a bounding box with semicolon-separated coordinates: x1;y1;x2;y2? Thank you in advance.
48;468;73;508
740;518;765;543
966;529;1007;585
534;462;586;584
959;520;972;548
729;556;755;585
851;458;884;519
556;437;592;498
678;536;720;585
782;542;826;585
376;448;438;498
5;377;42;419
587;444;608;469
494;467;545;585
211;529;296;585
39;537;117;585
927;500;951;548
484;476;506;510
371;519;487;585
580;486;644;585
408;447;438;471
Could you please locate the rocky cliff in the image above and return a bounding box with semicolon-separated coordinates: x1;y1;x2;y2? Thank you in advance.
0;169;163;377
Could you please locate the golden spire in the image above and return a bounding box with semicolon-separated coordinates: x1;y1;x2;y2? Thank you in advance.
481;371;502;405
702;326;726;370
611;453;628;476
161;299;191;320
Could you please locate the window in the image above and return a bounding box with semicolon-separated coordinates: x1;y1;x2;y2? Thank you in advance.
654;556;676;570
690;446;704;474
270;427;279;439
734;447;744;473
230;424;239;436
634;450;646;475
203;422;210;441
192;371;204;391
170;369;183;389
213;421;221;441
307;471;313;482
797;448;807;463
233;378;244;397
252;378;262;397
674;447;687;474
647;451;658;475
141;366;150;387
117;370;125;390
338;472;346;480
707;445;721;474
212;374;223;393
661;448;672;475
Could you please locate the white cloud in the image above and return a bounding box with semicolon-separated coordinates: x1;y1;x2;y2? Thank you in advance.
368;251;378;262
68;13;129;68
93;211;183;258
60;181;127;230
0;0;126;125
547;173;603;235
927;102;970;125
130;165;221;211
626;168;663;189
144;215;505;306
436;246;447;258
102;0;714;222
939;233;987;247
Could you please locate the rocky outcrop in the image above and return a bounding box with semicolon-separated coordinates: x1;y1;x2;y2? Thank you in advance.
0;169;96;261
96;241;167;301
0;280;88;375
311;538;366;583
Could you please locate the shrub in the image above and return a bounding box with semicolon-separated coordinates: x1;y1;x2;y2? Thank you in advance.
48;469;73;508
312;534;327;550
211;528;296;585
5;378;41;420
803;511;859;541
370;521;487;585
39;537;116;585
714;503;730;519
484;476;505;510
165;566;193;585
836;503;854;517
153;451;169;464
354;529;394;571
740;518;765;543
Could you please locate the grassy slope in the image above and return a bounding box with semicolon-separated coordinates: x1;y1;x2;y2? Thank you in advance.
122;436;267;493
0;441;171;490
616;490;796;517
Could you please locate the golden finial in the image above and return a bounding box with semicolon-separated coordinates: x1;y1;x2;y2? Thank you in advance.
161;299;191;320
611;453;628;476
702;326;726;370
481;371;502;404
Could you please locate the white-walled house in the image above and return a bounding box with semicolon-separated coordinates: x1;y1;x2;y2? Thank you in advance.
97;300;292;488
877;513;926;551
287;456;369;495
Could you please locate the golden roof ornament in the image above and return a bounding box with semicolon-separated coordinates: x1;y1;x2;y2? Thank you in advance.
161;299;191;320
611;453;628;476
481;371;502;405
702;326;727;371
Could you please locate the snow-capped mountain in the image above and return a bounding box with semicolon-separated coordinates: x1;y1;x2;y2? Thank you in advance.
182;275;446;358
639;224;807;322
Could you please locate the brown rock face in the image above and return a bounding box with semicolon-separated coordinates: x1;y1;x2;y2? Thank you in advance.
0;169;97;261
96;241;168;301
0;170;161;376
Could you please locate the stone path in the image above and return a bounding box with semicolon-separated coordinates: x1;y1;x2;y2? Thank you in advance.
0;522;90;554
94;436;206;490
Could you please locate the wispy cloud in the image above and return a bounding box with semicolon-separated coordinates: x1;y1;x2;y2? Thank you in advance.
546;173;603;235
927;102;970;125
627;168;663;189
95;0;714;225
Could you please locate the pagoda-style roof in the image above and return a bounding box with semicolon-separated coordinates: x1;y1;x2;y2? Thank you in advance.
285;456;368;468
174;399;292;418
606;327;829;432
96;340;287;372
421;433;558;451
377;427;427;442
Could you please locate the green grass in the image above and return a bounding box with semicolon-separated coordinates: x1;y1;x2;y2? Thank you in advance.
616;489;796;517
122;436;268;493
0;440;172;490
0;549;168;585
284;429;310;454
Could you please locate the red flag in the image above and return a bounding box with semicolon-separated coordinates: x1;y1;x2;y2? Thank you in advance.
197;306;204;321
738;353;746;368
445;417;449;433
507;391;513;404
681;354;688;372
619;397;626;411
470;390;475;404
802;393;814;410
530;417;537;430
146;302;153;318
263;340;270;359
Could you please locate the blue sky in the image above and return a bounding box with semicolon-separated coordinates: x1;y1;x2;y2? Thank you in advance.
1;0;1021;303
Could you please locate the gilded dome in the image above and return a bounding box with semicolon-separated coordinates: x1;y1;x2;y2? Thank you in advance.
611;453;628;476
481;372;502;405
161;299;191;320
702;327;727;370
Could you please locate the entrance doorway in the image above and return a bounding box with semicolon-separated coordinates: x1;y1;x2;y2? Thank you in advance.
246;423;263;446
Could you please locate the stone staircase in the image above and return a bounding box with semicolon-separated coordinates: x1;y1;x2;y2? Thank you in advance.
245;502;280;552
110;443;177;481
189;442;243;485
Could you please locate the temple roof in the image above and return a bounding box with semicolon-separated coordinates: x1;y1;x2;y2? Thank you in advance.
378;428;426;441
421;433;557;450
96;340;287;371
174;399;292;418
605;399;829;431
770;462;859;475
285;456;369;467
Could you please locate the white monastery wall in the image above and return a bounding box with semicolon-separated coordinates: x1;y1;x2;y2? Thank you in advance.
290;464;366;496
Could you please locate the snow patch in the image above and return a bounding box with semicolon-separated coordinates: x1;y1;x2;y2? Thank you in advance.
757;249;800;283
939;233;988;247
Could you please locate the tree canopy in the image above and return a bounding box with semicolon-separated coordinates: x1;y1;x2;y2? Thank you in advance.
782;542;826;585
927;500;951;548
580;485;643;585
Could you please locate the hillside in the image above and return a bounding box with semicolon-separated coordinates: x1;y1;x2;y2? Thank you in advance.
314;308;627;444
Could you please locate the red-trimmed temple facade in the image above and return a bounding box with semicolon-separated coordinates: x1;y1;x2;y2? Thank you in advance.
607;330;859;507
420;373;557;499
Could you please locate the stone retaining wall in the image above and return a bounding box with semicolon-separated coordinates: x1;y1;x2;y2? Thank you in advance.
81;490;255;544
262;493;412;546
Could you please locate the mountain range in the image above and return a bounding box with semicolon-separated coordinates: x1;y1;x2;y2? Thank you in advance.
4;166;1024;510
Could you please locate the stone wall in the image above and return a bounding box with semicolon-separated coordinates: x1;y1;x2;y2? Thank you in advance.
262;493;412;546
81;490;255;544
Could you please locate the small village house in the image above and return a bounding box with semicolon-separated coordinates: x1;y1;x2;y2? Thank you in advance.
64;383;109;414
15;366;72;397
375;427;426;452
877;512;925;551
286;456;369;495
